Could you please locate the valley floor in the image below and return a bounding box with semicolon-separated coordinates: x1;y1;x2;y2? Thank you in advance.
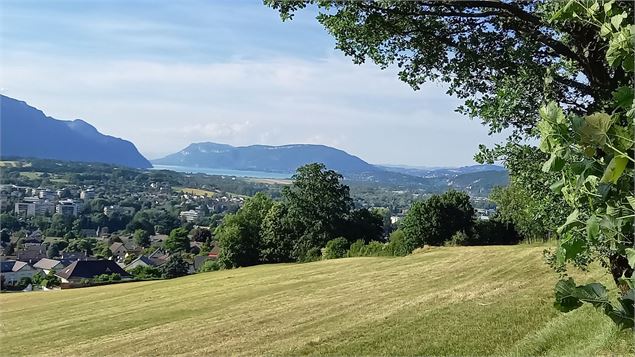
1;244;633;356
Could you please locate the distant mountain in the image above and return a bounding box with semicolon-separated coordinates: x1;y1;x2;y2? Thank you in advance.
377;164;506;178
0;95;151;168
153;142;381;174
154;141;509;196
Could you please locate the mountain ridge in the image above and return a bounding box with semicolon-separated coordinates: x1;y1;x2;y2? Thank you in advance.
0;95;151;169
153;141;380;174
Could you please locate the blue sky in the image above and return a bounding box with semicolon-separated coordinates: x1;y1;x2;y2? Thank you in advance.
1;0;506;166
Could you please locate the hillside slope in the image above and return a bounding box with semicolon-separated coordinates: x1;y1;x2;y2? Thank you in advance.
0;95;151;168
1;245;632;356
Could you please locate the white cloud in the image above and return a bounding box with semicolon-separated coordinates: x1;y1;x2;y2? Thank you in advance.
1;52;505;166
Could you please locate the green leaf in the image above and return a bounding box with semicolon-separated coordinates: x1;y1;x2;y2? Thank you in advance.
554;278;583;312
539;102;566;124
611;12;627;30
558;209;581;234
612;86;634;110
626;248;635;269
579;113;612;146
574;283;609;306
600;23;612;37
609;289;634;329
609;124;634;151
587;215;600;241
549;179;565;193
563;237;585;260
600;155;628;184
626;196;635;210
542;153;565;173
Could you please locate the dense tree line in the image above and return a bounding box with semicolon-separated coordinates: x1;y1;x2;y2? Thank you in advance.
217;164;520;268
216;164;386;267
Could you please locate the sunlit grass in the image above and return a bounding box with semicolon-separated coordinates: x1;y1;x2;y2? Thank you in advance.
0;245;632;356
173;186;217;196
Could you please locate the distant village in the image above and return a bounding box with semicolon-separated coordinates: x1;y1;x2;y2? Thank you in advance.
0;180;245;291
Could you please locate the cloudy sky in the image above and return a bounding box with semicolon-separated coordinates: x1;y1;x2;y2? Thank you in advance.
1;0;506;167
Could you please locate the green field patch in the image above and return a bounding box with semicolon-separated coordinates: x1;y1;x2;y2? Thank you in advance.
173;187;217;196
0;245;631;356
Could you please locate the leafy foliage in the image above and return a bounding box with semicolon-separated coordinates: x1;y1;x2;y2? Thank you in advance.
216;192;273;268
401;190;475;249
134;229;151;248
534;0;634;328
164;228;191;253
161;254;190;279
129;265;162;280
323;237;350;259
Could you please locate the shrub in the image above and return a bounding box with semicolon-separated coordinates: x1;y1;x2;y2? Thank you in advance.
17;277;32;289
199;260;220;272
162;254;190;279
347;240;366;257
303;247;323;262
446;231;471;246
472;219;521;245
323;237;349;259
363;241;385;256
130;265;162;280
385;230;409;256
42;271;61;288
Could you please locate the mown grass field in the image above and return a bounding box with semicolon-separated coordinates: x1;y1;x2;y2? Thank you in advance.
1;245;632;356
173;187;217;196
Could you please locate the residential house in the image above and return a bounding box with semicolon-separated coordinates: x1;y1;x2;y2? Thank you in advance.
60;251;89;261
33;258;72;275
16;244;46;263
109;242;128;262
1;260;38;286
55;260;132;284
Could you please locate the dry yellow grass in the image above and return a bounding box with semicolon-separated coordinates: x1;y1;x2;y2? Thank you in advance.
174;187;216;196
0;245;632;356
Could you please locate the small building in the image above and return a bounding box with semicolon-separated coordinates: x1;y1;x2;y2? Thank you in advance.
55;260;132;284
60;251;89;261
124;251;168;271
38;189;56;201
33;258;72;275
14;201;55;217
56;199;81;216
1;260;38;286
103;205;136;217
16;244;47;263
179;209;201;222
80;189;96;200
109;242;128;261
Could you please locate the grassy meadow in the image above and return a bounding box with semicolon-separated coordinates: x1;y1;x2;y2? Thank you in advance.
1;244;632;356
173;187;217;196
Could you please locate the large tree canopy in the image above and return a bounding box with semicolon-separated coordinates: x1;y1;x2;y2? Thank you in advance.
267;0;635;328
266;0;632;139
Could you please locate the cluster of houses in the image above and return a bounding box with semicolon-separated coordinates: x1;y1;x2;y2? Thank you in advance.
1;227;220;291
1;242;219;290
1;258;132;288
